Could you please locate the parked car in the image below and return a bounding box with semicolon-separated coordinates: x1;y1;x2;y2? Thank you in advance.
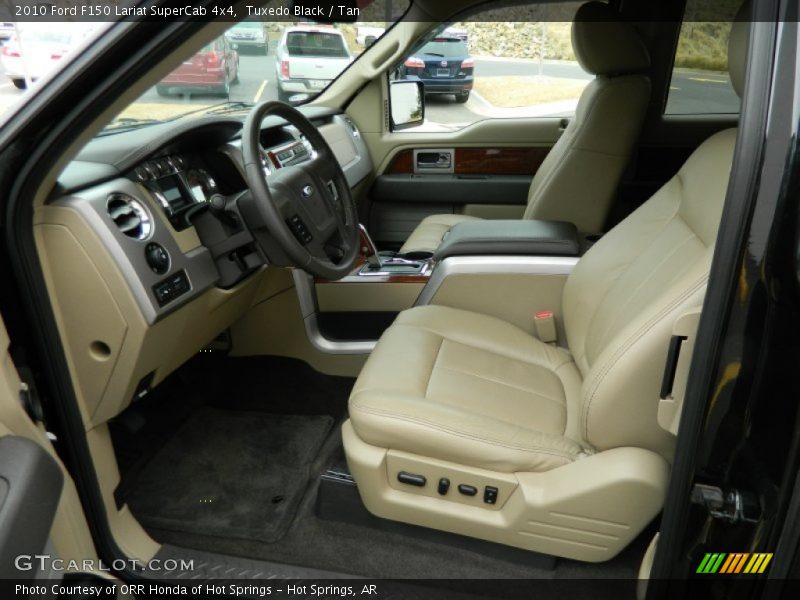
275;26;353;102
224;18;268;54
156;37;239;97
0;22;14;42
398;35;474;103
0;23;94;89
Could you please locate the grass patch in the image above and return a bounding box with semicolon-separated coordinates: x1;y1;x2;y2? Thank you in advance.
473;76;587;108
674;22;731;71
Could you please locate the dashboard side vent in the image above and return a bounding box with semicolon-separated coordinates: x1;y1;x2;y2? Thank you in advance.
107;193;151;240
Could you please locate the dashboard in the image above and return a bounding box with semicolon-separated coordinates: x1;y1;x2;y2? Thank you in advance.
49;108;371;326
36;107;372;424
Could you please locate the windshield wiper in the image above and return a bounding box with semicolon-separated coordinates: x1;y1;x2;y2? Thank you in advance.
423;52;446;57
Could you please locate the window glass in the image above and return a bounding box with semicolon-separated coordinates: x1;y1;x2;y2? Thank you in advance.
0;0;410;128
390;2;588;132
665;20;741;114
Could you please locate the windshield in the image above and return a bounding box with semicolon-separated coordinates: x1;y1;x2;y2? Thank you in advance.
419;38;467;58
0;1;408;132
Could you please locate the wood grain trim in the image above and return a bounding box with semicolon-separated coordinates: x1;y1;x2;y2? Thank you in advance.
384;147;550;176
385;150;414;174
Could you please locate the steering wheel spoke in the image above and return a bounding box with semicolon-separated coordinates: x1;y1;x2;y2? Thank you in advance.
240;101;360;280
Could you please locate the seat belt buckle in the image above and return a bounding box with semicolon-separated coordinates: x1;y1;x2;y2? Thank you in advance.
534;310;557;343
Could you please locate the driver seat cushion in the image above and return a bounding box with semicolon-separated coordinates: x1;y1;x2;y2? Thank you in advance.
348;305;587;473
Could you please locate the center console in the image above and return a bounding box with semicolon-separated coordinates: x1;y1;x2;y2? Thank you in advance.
434;219;580;260
298;219;591;352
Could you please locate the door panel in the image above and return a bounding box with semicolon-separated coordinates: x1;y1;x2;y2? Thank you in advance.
369;142;556;247
0;436;63;580
0;312;96;580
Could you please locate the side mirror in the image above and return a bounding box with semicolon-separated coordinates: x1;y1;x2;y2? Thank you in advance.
389;81;424;131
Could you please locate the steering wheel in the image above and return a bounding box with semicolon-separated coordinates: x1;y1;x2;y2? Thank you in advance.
241;101;359;280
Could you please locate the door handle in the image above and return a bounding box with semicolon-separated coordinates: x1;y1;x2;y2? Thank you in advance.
413;148;454;173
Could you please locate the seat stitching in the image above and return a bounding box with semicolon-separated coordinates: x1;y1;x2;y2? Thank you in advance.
423;337;445;400
573;189;683;370
392;322;570;371
436;363;566;407
591;226;697;351
350;400;580;461
582;275;708;440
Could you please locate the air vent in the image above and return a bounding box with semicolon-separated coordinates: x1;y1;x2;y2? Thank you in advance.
107;193;152;240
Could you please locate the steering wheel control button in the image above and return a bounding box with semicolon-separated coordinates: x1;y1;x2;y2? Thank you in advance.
152;270;190;307
483;486;499;505
458;484;478;497
145;242;170;275
287;214;313;245
437;477;450;495
397;471;426;487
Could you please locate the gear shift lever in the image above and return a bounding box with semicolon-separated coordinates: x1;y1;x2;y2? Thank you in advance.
358;224;383;270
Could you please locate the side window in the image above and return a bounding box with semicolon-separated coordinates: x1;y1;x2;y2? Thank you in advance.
391;2;587;132
665;21;741;115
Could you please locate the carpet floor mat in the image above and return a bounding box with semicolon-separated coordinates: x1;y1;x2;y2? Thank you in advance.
126;408;333;543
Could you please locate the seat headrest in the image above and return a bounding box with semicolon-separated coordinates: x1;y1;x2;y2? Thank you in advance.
571;2;650;76
728;1;752;97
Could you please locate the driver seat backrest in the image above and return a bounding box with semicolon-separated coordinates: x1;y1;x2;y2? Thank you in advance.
562;127;737;459
561;2;749;459
522;1;651;232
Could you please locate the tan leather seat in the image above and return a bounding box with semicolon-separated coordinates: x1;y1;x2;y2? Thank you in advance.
399;1;651;255
344;8;749;562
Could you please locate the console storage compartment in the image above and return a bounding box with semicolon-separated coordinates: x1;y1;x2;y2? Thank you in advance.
434;220;580;260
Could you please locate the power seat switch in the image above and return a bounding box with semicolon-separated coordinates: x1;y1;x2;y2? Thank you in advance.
458;484;478;497
484;486;499;505
397;471;426;487
437;477;450;495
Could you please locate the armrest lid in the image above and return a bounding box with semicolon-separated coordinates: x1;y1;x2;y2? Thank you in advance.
434;219;580;260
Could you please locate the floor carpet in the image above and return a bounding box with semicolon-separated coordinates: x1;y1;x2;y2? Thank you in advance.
126;408;333;543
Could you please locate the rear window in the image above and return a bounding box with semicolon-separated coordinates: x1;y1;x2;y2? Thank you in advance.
419;38;468;58
286;32;349;58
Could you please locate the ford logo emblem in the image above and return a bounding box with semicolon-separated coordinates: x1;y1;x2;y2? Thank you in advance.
302;185;314;198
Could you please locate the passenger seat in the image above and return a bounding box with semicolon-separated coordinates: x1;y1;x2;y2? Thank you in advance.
399;1;651;255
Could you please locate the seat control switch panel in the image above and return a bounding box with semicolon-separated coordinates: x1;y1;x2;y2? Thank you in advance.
397;471;426;487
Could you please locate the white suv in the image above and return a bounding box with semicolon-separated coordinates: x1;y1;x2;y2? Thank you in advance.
275;26;352;103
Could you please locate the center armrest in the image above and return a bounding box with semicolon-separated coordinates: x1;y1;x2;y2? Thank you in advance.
434;220;580;260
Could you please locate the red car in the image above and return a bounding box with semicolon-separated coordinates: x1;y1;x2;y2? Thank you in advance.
157;37;239;97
